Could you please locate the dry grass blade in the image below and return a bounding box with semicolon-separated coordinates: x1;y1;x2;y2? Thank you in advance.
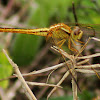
3;49;37;100
47;71;70;99
77;53;100;59
76;64;100;69
76;69;100;73
26;81;62;88
21;62;66;77
92;37;100;41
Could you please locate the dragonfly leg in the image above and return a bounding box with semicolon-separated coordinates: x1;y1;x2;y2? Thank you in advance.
75;39;84;44
68;38;78;52
71;39;84;47
57;39;66;48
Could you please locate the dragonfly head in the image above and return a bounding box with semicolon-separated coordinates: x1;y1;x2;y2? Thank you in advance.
71;26;83;40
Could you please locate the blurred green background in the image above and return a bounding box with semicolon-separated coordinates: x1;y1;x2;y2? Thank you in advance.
0;0;100;100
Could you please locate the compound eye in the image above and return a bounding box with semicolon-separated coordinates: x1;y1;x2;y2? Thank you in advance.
73;26;81;35
74;31;78;35
74;30;80;35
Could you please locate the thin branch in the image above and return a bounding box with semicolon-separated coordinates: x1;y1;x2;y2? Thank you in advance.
47;71;70;99
76;64;100;69
77;53;100;59
77;59;89;65
92;37;100;41
21;62;66;76
51;46;73;60
72;71;78;100
26;81;62;88
71;56;78;100
3;49;37;100
75;37;91;58
76;69;100;73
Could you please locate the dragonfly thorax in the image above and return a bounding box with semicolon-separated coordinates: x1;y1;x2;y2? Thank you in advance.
48;23;71;39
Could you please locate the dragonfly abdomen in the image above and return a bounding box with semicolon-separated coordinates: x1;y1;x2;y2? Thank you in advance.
0;27;49;36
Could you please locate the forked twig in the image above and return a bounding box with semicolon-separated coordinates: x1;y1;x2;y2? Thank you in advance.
48;37;100;100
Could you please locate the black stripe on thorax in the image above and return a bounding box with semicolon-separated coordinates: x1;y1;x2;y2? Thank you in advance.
60;28;71;36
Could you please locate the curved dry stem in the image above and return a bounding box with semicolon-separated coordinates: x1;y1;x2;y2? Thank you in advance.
47;71;70;99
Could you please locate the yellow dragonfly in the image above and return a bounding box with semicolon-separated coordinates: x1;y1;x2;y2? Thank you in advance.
0;23;83;52
0;23;96;91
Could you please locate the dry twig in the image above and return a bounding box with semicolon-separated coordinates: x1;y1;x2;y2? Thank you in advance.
3;49;37;100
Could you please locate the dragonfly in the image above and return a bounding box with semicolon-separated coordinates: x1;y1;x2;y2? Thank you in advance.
0;23;83;51
0;23;96;91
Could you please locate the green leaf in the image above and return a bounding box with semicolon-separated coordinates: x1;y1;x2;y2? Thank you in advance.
0;51;13;89
10;34;43;66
